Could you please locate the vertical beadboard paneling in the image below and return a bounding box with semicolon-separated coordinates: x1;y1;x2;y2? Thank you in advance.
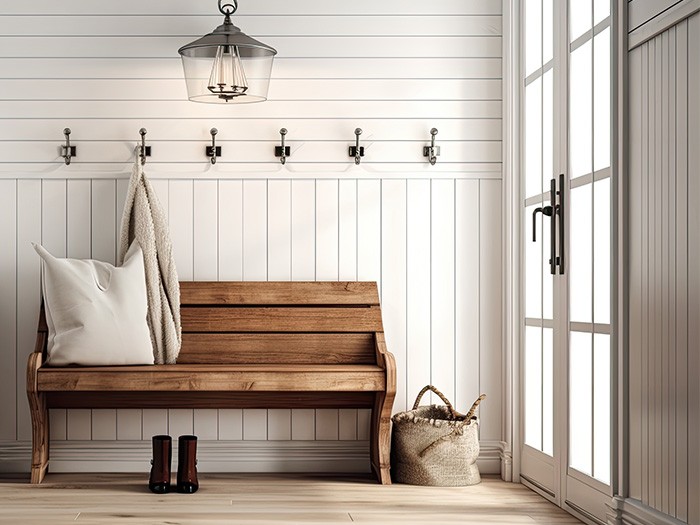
193;180;219;441
430;180;456;404
291;180;315;281
628;13;700;522
0;180;16;441
16;180;41;442
357;179;381;433
675;18;689;523
479;180;502;441
242;180;268;441
168;180;194;438
628;45;643;501
267;179;292;441
41;180;68;442
315;179;341;438
338;180;359;439
218;180;243;281
640;41;650;506
687;13;700;525
406;180;431;410
666;27;677;516
380;180;407;412
217;180;244;441
455;180;481;410
88;179;118;442
290;179;316;441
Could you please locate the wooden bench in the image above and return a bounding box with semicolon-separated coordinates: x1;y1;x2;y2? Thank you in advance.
26;281;396;485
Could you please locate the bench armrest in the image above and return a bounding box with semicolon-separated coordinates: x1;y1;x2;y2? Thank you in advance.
375;332;396;394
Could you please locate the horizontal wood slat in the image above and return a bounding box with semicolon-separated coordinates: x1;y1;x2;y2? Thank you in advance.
0;15;502;37
0;57;502;80
0;141;501;165
179;281;380;306
0;100;502;120
0;78;502;102
46;391;377;410
38;365;385;392
0;0;499;16
0;118;502;142
178;333;376;365
0;36;502;59
181;306;383;333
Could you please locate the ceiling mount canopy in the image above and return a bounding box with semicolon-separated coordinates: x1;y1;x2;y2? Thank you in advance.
178;0;277;104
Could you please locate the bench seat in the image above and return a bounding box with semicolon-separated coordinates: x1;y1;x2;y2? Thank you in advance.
37;364;386;392
27;281;396;486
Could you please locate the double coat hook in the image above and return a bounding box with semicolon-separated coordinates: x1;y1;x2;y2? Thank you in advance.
349;128;364;165
423;128;440;165
206;128;222;164
61;128;76;165
138;128;151;165
275;128;291;164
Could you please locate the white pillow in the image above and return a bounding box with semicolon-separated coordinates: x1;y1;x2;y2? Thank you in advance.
34;242;155;367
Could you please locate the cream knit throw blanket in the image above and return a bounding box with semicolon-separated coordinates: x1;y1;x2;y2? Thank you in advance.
117;161;181;364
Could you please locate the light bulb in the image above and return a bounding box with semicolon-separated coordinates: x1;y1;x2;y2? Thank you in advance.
207;45;249;101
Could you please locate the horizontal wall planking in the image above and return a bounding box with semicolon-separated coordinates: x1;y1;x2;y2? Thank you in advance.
0;36;502;59
0;79;502;102
0;101;501;119
0;0;501;16
0;140;502;164
0;119;502;142
0;58;503;80
0;15;502;37
0;165;503;179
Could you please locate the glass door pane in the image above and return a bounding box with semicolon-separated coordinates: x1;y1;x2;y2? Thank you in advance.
565;0;612;517
522;0;554;459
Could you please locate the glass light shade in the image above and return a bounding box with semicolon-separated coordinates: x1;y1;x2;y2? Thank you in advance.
179;18;276;104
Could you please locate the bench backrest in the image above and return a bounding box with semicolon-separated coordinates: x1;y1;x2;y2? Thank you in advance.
177;281;383;365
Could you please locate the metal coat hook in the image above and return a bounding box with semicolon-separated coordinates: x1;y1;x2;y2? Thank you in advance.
138;128;151;165
423;128;440;165
61;128;76;165
349;128;364;165
206;128;221;164
275;128;291;165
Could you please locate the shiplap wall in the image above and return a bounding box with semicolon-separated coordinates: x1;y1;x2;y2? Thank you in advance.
0;0;504;473
628;11;700;524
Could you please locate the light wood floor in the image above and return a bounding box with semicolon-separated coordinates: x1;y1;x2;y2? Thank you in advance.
0;473;581;525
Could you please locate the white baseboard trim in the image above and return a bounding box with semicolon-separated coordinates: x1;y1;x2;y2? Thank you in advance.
607;496;688;525
0;440;504;476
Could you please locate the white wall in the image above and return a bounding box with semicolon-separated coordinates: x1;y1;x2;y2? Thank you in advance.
627;7;700;525
0;0;505;474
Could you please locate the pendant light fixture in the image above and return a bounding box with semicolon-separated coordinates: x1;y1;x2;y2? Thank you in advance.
178;0;277;104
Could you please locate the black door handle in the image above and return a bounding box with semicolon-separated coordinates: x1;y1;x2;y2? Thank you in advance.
532;176;563;275
532;205;554;242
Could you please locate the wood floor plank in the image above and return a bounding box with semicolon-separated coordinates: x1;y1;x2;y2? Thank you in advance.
0;474;580;525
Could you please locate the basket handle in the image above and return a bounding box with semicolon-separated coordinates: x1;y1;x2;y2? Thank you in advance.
412;385;458;417
412;386;486;421
465;394;487;420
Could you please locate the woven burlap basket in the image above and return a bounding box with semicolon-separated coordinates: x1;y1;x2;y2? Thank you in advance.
391;385;486;486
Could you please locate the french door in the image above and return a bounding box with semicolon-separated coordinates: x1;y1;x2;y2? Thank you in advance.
520;1;613;523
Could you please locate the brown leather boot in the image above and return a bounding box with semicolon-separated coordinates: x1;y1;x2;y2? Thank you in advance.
148;435;172;494
176;435;199;494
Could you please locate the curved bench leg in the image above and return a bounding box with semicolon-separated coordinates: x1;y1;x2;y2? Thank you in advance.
370;391;393;485
28;390;49;484
27;351;49;485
